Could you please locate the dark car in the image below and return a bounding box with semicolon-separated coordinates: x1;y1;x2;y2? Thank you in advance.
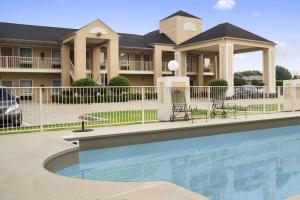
0;87;22;127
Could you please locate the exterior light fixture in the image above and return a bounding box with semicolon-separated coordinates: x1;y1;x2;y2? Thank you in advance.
168;60;179;76
96;32;102;37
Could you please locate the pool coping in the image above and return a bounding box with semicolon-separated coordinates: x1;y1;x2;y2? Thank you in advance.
1;112;300;200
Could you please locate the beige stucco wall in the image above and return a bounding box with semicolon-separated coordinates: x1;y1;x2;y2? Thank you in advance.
121;74;154;86
160;16;202;45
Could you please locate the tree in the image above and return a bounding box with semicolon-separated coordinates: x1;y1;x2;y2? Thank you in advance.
251;80;260;86
234;70;262;78
234;77;246;86
276;66;292;80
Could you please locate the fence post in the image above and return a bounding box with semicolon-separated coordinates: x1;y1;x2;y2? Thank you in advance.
207;86;211;117
292;86;296;112
263;87;266;114
142;87;145;124
39;88;44;132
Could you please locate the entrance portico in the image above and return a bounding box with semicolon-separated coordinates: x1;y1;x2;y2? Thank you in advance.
175;23;276;91
60;20;119;86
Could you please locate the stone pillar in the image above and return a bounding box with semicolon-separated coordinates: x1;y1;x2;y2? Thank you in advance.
107;39;119;81
197;54;204;86
263;48;276;93
219;42;234;95
154;46;163;85
74;34;86;80
92;47;101;85
175;51;187;76
60;44;70;87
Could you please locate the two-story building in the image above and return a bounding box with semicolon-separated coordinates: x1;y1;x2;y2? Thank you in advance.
0;10;276;94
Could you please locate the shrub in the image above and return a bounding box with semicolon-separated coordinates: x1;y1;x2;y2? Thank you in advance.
72;78;97;87
276;80;283;86
208;79;228;87
251;80;260;86
108;76;130;87
234;77;246;86
208;79;228;99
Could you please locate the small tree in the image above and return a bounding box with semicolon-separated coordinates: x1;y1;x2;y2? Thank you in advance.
234;77;246;86
276;66;292;80
108;76;130;94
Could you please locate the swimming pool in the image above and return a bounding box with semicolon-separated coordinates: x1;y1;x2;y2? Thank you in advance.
57;125;300;200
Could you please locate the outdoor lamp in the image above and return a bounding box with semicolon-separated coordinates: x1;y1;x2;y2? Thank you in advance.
168;60;179;76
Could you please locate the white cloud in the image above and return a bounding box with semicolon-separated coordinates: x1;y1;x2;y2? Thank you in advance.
214;0;236;10
251;10;262;17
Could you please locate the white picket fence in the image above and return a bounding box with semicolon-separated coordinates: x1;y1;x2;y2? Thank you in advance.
0;86;299;134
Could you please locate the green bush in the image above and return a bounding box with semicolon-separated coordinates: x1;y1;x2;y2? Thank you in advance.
208;79;228;87
208;79;228;99
276;80;283;86
108;76;130;87
234;77;246;86
72;78;97;87
251;80;260;86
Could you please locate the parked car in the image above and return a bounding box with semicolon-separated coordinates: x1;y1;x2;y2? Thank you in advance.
234;85;264;97
0;87;22;127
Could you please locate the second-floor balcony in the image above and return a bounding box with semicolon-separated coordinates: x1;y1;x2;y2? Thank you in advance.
119;61;153;74
0;56;61;73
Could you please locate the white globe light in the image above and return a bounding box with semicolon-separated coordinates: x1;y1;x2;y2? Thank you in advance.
168;60;179;72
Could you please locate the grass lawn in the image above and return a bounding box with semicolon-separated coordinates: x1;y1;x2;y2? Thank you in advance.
0;103;283;135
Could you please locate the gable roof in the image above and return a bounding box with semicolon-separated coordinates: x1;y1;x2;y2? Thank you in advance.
161;10;201;21
119;30;174;48
0;22;76;43
179;22;275;46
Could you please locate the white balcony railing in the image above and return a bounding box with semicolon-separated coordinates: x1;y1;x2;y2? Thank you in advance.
0;56;61;70
119;61;153;71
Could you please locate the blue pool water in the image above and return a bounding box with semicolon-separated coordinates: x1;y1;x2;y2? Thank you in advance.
57;125;300;200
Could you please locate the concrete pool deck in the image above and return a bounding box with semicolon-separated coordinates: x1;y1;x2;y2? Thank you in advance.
0;112;300;200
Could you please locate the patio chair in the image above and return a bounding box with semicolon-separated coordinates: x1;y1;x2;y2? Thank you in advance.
210;99;247;119
169;89;197;122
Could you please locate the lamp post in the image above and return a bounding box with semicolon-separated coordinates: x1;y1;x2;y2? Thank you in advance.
168;60;179;76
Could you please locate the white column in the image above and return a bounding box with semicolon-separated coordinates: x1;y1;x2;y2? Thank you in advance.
263;48;276;93
197;54;204;86
74;34;86;80
219;42;234;96
92;47;101;85
175;51;187;76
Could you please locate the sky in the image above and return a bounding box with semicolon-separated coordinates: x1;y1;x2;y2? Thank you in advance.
0;0;299;74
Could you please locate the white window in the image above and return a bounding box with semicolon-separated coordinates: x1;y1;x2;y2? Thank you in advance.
19;48;32;58
52;50;60;59
20;80;33;94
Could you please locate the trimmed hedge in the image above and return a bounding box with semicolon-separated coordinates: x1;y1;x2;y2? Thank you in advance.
72;78;97;87
51;92;143;104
